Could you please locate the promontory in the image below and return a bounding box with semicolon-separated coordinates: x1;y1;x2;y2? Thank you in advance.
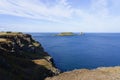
0;32;59;80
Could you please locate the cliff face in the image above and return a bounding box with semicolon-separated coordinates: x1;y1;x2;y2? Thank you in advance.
0;32;59;80
46;66;120;80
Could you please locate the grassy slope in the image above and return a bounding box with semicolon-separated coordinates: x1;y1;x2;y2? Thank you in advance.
0;32;58;80
46;66;120;80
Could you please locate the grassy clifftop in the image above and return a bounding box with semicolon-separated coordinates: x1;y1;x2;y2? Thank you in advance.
0;32;59;80
46;66;120;80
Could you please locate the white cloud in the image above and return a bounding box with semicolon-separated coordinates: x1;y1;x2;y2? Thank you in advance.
91;0;109;16
0;26;5;31
0;0;117;21
0;0;73;22
0;0;120;32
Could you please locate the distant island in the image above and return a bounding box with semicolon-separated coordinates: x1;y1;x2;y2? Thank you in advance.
56;32;76;36
56;32;85;36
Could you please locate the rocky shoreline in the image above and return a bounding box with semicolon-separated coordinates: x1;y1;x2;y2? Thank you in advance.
0;32;60;80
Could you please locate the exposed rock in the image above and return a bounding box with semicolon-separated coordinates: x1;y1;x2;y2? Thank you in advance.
79;32;85;35
0;32;60;80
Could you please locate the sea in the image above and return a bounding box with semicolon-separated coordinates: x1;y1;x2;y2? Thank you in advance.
29;33;120;72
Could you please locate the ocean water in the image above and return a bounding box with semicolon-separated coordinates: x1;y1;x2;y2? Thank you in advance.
30;33;120;72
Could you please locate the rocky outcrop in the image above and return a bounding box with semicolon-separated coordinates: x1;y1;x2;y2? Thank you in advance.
0;32;60;80
46;66;120;80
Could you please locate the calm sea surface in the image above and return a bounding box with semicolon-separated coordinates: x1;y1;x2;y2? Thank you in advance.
30;33;120;72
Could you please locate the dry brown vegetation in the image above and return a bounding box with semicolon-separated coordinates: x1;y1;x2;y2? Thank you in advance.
46;66;120;80
33;59;58;73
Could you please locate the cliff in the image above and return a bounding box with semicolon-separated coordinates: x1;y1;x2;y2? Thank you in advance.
46;66;120;80
0;32;59;80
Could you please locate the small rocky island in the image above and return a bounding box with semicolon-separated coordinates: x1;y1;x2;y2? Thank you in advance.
56;32;75;36
56;32;85;36
0;32;59;80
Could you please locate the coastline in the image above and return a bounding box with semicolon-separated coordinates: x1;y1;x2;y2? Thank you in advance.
0;32;120;80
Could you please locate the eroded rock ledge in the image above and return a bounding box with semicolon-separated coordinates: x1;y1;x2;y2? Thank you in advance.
0;32;60;80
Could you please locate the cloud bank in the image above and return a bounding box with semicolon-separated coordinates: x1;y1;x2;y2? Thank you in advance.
0;0;120;32
0;0;73;22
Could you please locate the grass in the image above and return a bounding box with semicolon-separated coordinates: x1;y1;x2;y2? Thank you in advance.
0;38;11;43
32;42;40;47
33;59;54;69
0;32;57;80
0;32;24;37
46;66;120;80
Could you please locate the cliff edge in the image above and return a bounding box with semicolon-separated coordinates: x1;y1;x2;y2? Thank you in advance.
0;32;59;80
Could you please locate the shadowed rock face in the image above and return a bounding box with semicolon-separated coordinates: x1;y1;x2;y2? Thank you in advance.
0;32;60;80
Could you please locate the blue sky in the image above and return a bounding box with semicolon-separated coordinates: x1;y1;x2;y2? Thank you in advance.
0;0;120;32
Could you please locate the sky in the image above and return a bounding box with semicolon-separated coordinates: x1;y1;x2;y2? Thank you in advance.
0;0;120;32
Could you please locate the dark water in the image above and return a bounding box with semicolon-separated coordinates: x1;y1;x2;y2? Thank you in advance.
30;33;120;72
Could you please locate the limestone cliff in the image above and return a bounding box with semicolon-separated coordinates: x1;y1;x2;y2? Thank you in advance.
0;32;59;80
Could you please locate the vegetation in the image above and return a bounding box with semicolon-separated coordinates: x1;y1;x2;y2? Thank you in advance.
0;32;59;80
46;66;120;80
